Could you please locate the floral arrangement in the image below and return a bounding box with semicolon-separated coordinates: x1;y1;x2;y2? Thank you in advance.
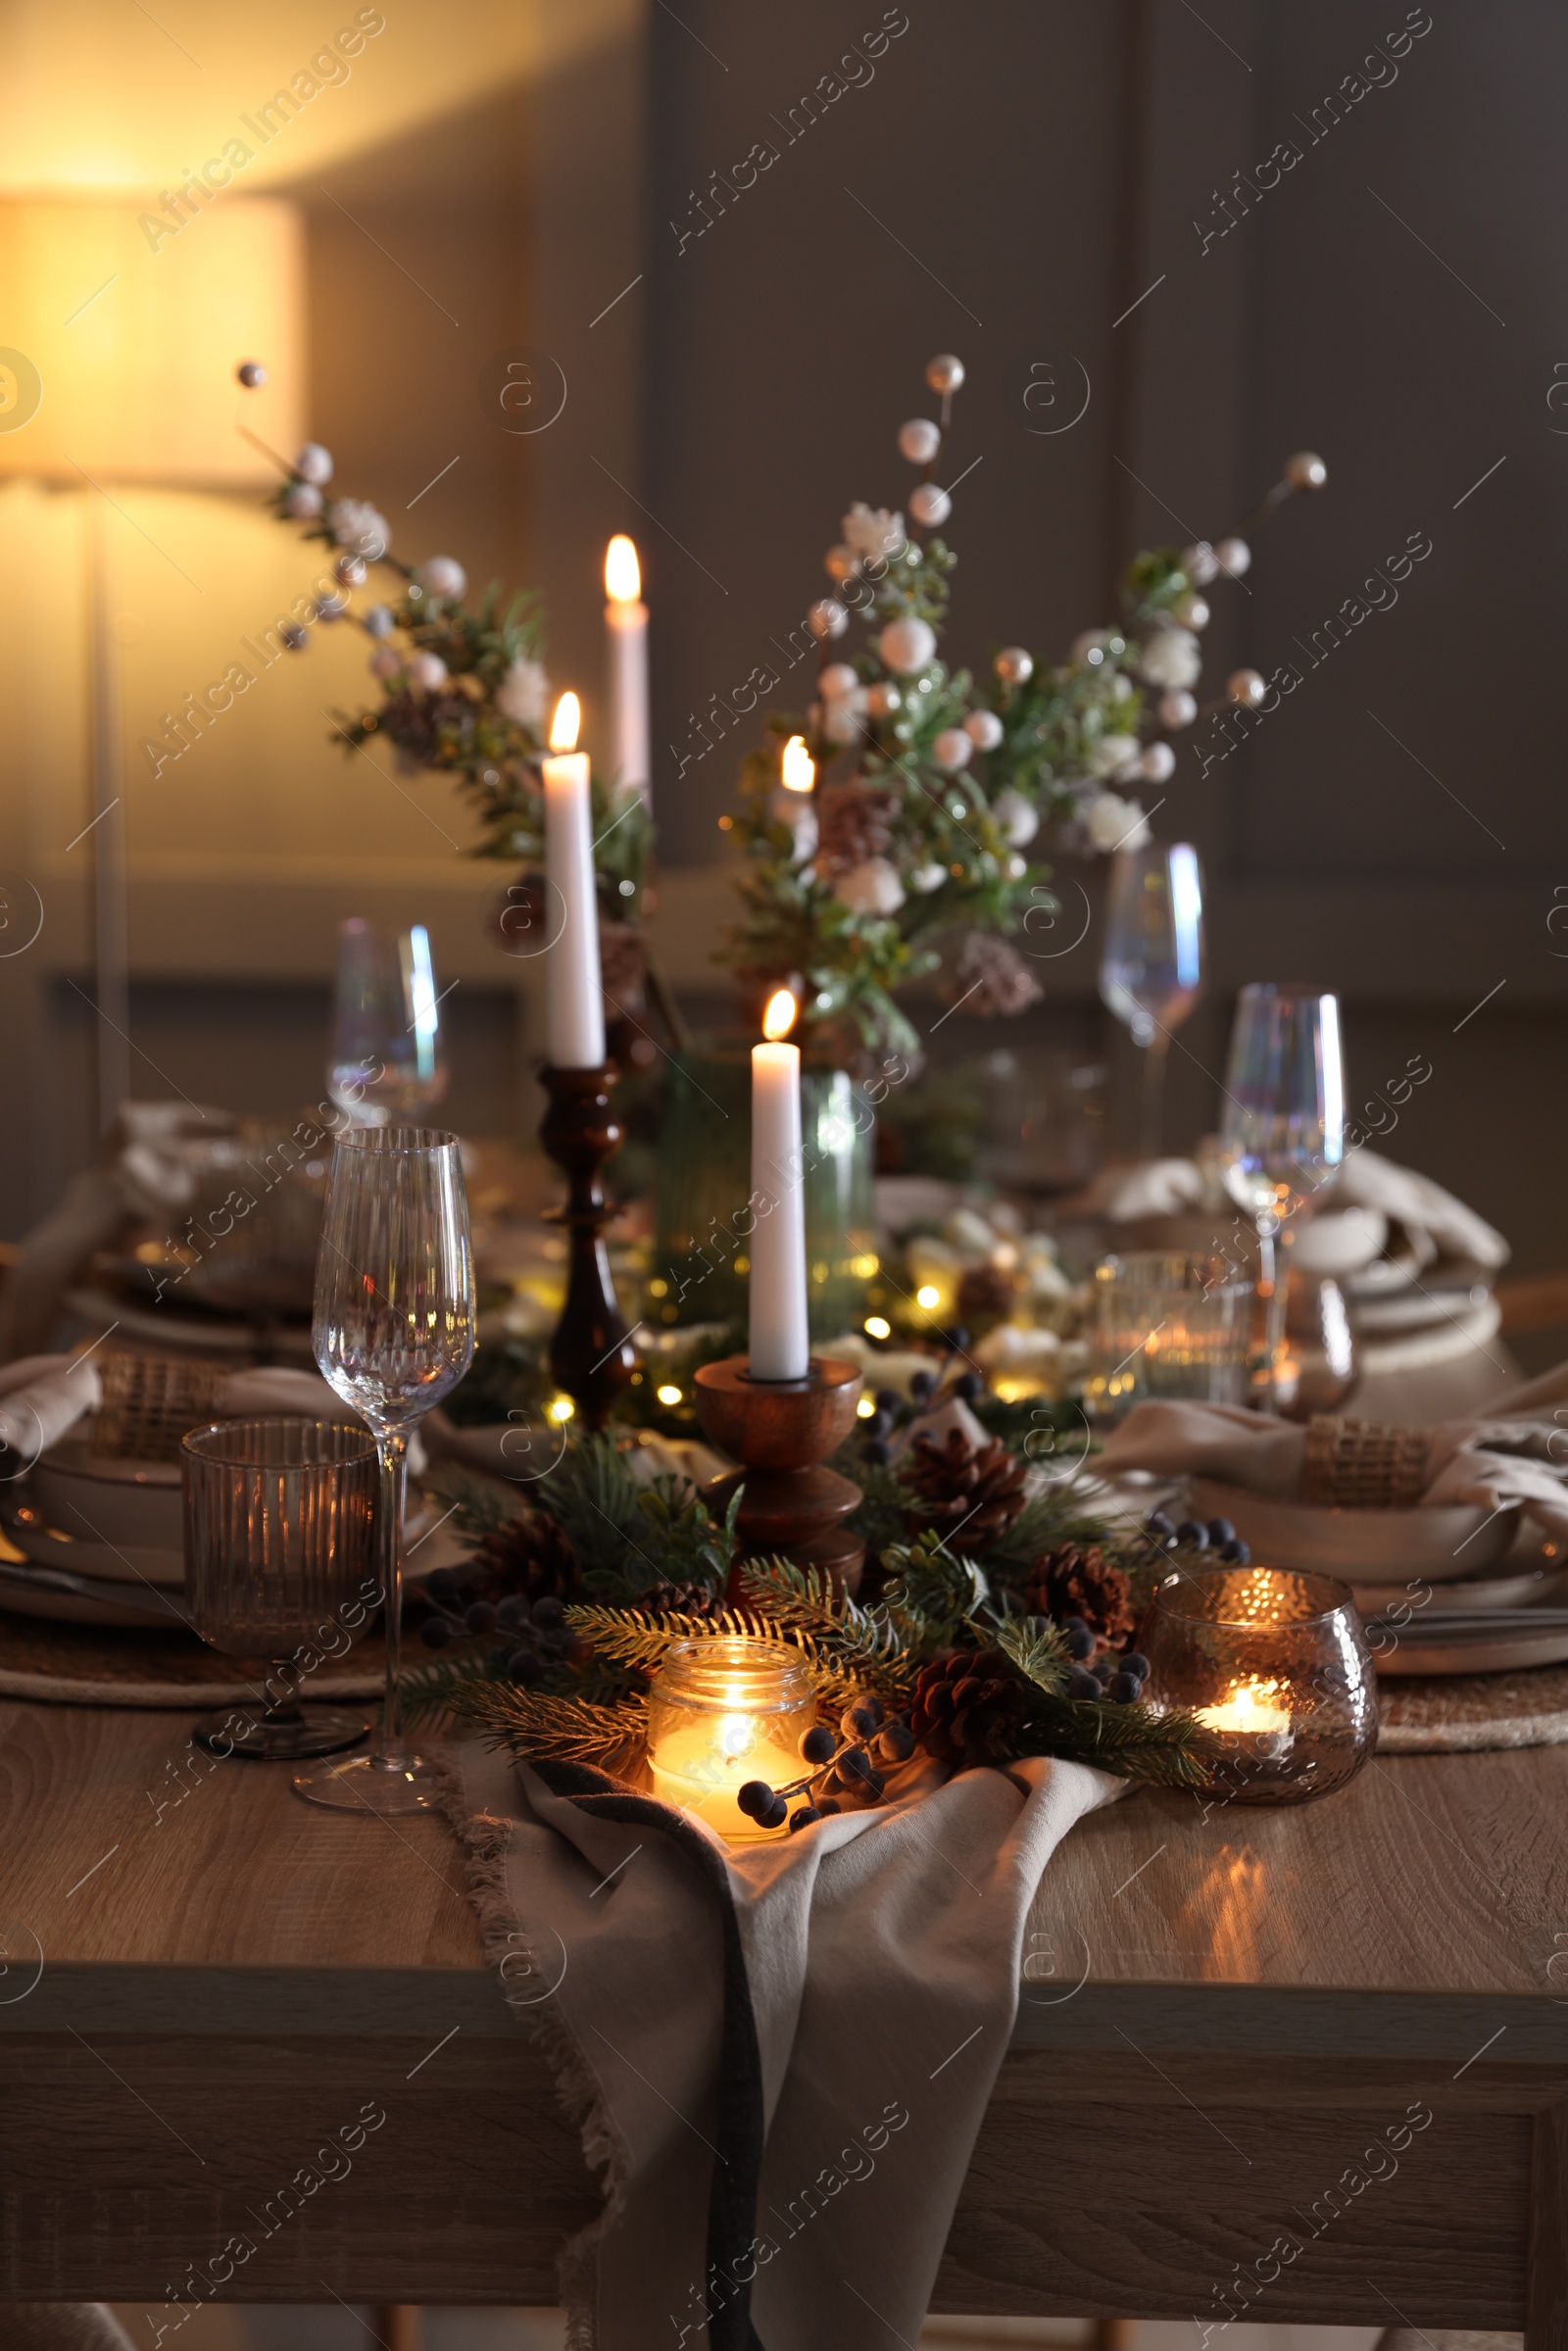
719;351;1326;1072
238;377;654;923
401;1382;1236;1807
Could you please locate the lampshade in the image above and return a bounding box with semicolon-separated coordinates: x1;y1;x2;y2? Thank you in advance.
0;197;304;485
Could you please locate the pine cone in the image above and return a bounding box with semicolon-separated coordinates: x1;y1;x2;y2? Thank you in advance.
905;1429;1029;1546
945;931;1043;1018
639;1581;729;1621
910;1648;1027;1770
467;1508;580;1607
1023;1543;1134;1644
957;1261;1018;1332
814;780;898;874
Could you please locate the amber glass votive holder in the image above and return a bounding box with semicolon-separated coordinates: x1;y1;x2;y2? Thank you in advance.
647;1636;816;1842
1141;1565;1377;1806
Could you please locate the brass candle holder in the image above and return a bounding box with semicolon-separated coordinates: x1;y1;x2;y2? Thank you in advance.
539;1063;637;1430
693;1355;865;1596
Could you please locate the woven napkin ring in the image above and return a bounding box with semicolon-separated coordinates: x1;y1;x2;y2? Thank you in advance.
1301;1414;1431;1509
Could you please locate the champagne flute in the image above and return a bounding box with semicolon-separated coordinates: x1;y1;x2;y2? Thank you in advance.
297;1128;476;1812
327;918;450;1126
1099;842;1205;1158
1219;983;1346;1412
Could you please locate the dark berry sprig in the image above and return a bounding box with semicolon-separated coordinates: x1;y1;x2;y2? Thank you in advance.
1144;1510;1251;1566
735;1693;916;1834
418;1578;581;1685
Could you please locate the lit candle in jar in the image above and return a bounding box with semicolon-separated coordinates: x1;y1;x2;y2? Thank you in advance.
648;1637;816;1841
749;989;809;1383
541;692;605;1069
604;535;650;806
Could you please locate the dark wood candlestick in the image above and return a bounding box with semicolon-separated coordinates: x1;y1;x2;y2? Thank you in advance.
539;1063;637;1431
693;1354;865;1596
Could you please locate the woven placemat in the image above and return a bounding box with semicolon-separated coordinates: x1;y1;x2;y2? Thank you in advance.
1378;1662;1568;1752
0;1612;381;1709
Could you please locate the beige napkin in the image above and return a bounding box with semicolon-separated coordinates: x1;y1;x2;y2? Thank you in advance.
0;1354;401;1475
0;1102;233;1361
1076;1146;1507;1270
1101;1400;1568;1540
440;1741;1120;2351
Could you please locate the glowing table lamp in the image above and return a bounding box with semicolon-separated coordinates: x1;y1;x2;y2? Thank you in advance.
0;197;303;1126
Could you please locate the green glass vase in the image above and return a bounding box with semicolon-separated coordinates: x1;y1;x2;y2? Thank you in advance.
651;1042;877;1342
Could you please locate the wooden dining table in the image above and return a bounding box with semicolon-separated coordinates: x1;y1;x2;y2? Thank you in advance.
2;1696;1566;2342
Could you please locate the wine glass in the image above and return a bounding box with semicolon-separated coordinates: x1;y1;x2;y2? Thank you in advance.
327;918;449;1126
1099;843;1205;1158
1219;983;1346;1412
297;1128;476;1812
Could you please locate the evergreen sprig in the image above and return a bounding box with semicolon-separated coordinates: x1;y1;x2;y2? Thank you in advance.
453;1679;649;1771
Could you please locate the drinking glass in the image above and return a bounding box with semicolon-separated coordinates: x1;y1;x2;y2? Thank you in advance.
1219;983;1346;1411
300;1128;476;1812
1084;1251;1252;1425
1099;842;1205;1158
327;918;449;1126
181;1419;379;1761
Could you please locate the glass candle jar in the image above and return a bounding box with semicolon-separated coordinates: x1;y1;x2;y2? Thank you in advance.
647;1636;816;1841
1140;1566;1377;1805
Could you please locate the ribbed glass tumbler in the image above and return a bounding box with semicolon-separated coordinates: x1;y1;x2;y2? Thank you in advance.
181;1417;380;1762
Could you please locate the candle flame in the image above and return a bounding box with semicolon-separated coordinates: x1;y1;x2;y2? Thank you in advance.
780;734;814;793
549;692;581;754
762;988;798;1042
605;534;641;603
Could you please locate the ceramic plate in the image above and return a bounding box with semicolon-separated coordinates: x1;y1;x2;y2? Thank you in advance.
1368;1618;1568;1677
1188;1477;1518;1583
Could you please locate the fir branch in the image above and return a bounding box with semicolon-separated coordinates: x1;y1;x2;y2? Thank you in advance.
422;1464;515;1543
989;1612;1070;1697
452;1678;648;1771
1020;1690;1219;1788
533;1433;650;1591
880;1535;989;1650
399;1641;512;1722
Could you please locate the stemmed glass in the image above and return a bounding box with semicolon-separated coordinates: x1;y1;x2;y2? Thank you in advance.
297;1128;476;1812
327;918;450;1126
1099;843;1205;1158
1219;983;1346;1412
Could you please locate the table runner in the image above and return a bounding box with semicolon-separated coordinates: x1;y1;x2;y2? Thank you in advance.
438;1741;1121;2351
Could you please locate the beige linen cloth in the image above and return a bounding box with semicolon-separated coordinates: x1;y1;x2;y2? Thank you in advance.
439;1739;1121;2351
0;1352;376;1477
1100;1399;1568;1539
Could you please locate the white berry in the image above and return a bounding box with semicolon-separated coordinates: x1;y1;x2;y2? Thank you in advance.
294;443;334;487
877;616;936;674
1214;536;1251;577
909;482;951;528
407;651;448;693
1158;691;1198;729
1140;741;1176;783
808;599;849;640
964;709;1004;751
418;556;466;601
1227;667;1267;708
898;418;941;465
933;727;973;770
1181;541;1218;587
1172;593;1209;631
818;663;858;699
925;354;965;393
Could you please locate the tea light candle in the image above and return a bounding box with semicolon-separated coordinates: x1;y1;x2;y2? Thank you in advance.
749;990;809;1383
541;691;605;1069
1198;1677;1294;1753
604;535;650;806
648;1636;815;1841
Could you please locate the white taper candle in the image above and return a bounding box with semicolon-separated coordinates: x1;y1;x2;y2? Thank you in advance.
541;692;605;1069
749;991;809;1382
605;535;650;807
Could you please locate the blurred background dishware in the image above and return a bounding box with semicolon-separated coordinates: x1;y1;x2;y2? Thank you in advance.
1140;1564;1377;1804
1084;1249;1251;1424
303;1127;476;1813
1098;842;1204;1159
1219;983;1346;1410
327;918;449;1127
971;1047;1108;1198
181;1417;378;1760
1185;1475;1519;1581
